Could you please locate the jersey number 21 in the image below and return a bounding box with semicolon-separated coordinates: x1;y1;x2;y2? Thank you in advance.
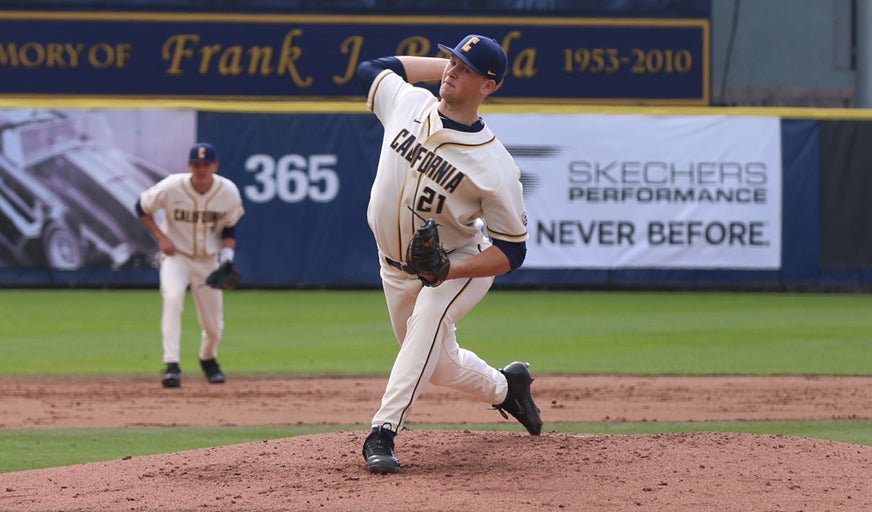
416;186;445;214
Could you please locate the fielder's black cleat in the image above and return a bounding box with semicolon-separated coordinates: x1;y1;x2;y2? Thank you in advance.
494;361;543;435
362;425;401;474
162;362;181;388
200;358;226;384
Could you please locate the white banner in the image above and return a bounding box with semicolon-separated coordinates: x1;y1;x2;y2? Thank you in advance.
486;114;782;269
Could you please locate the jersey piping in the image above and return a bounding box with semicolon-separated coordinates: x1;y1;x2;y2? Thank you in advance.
433;137;497;152
367;69;393;113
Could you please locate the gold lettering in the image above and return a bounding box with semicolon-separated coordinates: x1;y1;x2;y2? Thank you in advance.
88;43;115;69
114;43;131;68
513;47;538;78
162;34;199;76
0;43;15;65
501;31;530;80
0;41;123;70
20;42;45;67
247;46;274;75
333;36;363;85
46;43;65;67
218;45;243;75
65;43;84;67
0;43;19;66
501;31;521;52
396;36;431;56
277;29;313;87
198;44;222;74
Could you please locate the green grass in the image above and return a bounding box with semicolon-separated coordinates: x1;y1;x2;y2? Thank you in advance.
1;289;871;375
0;426;340;473
548;419;872;446
3;420;870;473
0;289;400;376
0;289;870;473
467;291;872;375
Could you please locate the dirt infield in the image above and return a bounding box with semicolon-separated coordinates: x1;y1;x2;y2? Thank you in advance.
1;375;871;511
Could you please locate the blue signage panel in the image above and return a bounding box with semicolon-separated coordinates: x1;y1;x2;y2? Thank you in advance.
195;111;384;286
0;12;709;104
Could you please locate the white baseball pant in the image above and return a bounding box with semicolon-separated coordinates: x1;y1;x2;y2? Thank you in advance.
371;246;509;433
159;253;224;364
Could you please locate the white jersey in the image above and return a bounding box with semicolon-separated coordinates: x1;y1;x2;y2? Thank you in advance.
366;69;528;262
139;173;244;258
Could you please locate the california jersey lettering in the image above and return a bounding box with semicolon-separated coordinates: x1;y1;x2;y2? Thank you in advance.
173;209;227;224
390;129;466;193
140;173;244;257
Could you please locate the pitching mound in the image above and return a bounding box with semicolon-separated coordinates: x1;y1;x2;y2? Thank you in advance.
2;429;871;511
1;375;871;511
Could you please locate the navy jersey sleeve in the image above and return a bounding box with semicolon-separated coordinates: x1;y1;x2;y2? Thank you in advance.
357;57;407;92
492;239;527;271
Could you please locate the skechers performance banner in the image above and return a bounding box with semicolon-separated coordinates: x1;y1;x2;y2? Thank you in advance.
486;114;782;269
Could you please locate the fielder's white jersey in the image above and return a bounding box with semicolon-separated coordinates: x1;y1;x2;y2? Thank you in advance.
366;69;528;262
139;173;244;258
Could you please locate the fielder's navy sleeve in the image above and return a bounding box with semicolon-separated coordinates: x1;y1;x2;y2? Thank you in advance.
492;239;526;271
357;57;407;92
134;199;145;217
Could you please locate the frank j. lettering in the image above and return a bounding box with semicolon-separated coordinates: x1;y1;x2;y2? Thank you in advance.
161;30;313;87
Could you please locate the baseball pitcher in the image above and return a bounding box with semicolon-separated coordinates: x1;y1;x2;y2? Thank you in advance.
357;34;543;474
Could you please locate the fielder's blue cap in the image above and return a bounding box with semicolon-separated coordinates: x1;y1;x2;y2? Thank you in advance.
438;34;507;84
189;142;218;163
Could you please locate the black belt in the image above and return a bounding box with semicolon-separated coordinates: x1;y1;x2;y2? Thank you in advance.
385;257;406;271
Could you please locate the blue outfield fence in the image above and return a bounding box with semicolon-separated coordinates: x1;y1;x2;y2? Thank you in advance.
0;111;870;291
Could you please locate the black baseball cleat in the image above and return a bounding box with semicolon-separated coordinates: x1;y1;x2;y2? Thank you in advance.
362;425;401;474
493;361;543;435
200;358;226;384
162;362;181;388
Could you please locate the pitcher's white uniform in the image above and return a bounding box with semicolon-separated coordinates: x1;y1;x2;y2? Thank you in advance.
365;66;528;433
139;173;245;364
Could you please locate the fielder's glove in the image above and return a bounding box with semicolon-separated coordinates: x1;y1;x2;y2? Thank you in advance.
405;219;450;287
206;261;242;290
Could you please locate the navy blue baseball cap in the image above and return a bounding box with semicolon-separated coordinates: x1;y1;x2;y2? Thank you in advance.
438;34;507;83
189;142;218;163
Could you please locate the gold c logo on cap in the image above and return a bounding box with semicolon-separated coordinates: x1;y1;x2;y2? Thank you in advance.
461;36;480;52
199;147;206;159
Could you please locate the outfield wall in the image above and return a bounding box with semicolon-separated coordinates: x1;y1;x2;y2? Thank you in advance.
0;104;869;291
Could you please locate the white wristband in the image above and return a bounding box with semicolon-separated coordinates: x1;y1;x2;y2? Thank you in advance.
219;247;235;263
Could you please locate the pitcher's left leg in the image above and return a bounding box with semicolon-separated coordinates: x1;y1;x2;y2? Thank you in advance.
370;277;472;433
429;275;507;404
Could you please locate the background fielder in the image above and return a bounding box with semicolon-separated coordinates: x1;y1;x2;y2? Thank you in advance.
357;34;543;474
136;142;245;388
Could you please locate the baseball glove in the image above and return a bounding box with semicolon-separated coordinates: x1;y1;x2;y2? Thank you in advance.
206;261;241;290
405;219;450;287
